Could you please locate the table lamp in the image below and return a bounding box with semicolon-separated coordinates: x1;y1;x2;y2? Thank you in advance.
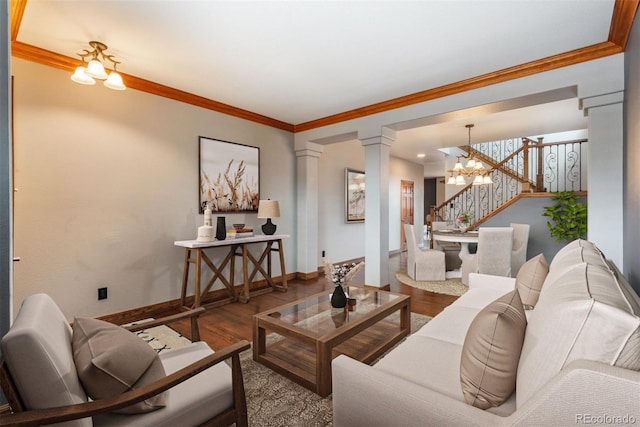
257;199;280;235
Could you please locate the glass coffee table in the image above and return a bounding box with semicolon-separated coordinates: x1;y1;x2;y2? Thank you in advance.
252;285;410;397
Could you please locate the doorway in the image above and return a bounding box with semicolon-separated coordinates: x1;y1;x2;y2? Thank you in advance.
400;180;414;251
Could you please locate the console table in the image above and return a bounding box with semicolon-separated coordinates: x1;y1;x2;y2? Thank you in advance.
174;234;289;309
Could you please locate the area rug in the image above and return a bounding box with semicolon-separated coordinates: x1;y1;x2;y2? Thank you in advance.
144;313;432;427
395;271;468;296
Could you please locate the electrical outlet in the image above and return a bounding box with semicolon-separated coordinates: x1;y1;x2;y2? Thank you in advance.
98;287;108;300
322;250;326;257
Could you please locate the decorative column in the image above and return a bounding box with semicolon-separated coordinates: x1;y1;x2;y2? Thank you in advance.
581;90;624;269
295;141;324;278
360;128;395;288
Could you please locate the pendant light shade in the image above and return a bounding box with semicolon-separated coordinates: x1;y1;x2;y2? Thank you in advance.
70;66;96;85
104;70;126;90
86;59;108;79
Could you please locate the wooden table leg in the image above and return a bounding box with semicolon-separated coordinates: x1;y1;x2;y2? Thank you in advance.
180;248;191;307
317;339;332;397
194;249;202;308
277;239;287;291
238;244;251;303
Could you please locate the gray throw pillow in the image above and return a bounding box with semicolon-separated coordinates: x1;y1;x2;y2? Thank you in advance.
515;253;548;309
460;289;527;409
72;317;167;414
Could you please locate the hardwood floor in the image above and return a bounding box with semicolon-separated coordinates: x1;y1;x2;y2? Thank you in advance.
158;252;458;350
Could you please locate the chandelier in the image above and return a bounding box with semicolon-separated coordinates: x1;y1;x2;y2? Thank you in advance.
446;124;493;186
70;41;126;91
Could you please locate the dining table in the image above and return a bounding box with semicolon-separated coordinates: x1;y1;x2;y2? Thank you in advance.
431;230;479;279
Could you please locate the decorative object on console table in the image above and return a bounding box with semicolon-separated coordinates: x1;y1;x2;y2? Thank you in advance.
215;216;227;241
196;203;214;242
228;227;254;238
258;199;280;235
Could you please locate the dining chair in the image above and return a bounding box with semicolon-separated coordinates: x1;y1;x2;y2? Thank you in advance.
460;227;514;284
405;223;446;281
510;223;530;276
0;293;250;427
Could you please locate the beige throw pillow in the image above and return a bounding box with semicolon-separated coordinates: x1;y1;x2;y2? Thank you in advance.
516;253;548;309
460;289;527;409
72;317;167;414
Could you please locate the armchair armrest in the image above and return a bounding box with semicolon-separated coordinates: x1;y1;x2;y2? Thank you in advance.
124;307;205;342
468;273;516;293
0;340;250;427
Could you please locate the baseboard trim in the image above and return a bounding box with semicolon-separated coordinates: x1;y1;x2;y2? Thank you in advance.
97;272;297;324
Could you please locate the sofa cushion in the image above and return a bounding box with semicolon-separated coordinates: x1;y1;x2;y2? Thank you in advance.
375;335;465;402
545;239;608;288
460;290;527;409
413;306;484;346
517;263;640;407
72;317;167;414
515;253;548;309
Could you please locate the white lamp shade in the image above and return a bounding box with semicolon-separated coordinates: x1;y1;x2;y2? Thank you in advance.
70;66;96;85
257;200;280;218
472;175;484;186
104;71;126;90
455;175;466;186
86;59;108;79
465;158;476;169
447;175;456;185
483;174;493;184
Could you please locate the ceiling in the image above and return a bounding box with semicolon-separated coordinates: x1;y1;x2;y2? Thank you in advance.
13;0;631;175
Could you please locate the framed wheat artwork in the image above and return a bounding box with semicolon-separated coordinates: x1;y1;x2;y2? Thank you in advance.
345;168;365;223
199;136;260;213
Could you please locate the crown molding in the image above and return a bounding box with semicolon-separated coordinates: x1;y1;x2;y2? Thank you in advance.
293;41;622;133
9;0;638;134
10;41;295;132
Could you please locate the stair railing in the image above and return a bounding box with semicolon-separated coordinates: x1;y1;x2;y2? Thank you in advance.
431;137;588;227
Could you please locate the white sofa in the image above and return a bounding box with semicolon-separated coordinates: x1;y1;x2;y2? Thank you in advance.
332;239;640;426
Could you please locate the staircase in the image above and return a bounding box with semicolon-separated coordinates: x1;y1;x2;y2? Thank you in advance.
432;137;588;228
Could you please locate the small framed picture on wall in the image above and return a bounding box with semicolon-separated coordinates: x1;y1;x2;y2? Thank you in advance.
345;168;365;223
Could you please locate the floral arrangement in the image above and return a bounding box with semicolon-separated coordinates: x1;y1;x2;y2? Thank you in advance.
457;212;472;225
322;258;365;288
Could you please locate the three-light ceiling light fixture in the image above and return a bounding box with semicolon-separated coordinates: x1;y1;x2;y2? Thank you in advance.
70;41;126;90
446;124;493;186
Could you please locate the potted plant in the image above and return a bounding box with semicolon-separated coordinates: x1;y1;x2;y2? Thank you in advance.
543;191;587;242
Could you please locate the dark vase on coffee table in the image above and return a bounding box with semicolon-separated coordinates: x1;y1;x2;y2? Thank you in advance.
331;284;347;308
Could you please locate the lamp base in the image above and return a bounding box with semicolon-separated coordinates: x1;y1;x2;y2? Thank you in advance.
262;218;277;235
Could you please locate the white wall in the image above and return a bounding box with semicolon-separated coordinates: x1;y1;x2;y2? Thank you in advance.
318;139;424;264
11;58;296;320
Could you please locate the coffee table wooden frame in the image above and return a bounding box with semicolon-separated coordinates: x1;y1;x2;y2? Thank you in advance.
252;287;410;397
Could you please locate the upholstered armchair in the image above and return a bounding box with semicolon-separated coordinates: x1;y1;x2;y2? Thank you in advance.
404;223;446;281
510;223;530;276
0;293;250;427
460;227;514;285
